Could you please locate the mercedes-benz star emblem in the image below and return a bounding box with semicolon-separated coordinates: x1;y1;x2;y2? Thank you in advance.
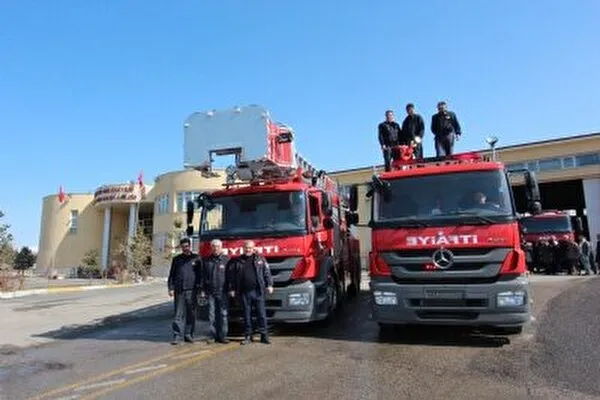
432;248;454;269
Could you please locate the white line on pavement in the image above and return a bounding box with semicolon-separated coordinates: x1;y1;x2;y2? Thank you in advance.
124;364;168;375
172;350;212;360
73;379;127;392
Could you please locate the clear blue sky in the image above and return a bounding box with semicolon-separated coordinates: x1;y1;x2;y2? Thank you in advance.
1;1;599;249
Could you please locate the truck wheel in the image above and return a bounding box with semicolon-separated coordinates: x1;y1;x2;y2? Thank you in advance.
378;323;396;335
326;270;340;317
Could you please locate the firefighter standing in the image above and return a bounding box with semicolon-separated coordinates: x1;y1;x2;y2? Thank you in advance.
577;234;593;275
167;237;202;345
200;239;232;344
402;103;425;159
378;110;402;171
431;101;462;157
230;240;274;345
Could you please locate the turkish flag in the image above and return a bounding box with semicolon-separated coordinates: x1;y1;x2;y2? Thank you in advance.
58;186;66;203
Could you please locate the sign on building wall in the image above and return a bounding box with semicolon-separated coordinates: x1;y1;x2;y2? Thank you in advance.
94;183;146;205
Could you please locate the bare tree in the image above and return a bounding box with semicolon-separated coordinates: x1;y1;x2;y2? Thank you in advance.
0;211;17;291
0;211;15;270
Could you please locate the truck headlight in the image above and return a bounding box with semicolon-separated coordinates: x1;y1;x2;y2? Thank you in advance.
288;293;310;306
373;291;397;305
497;291;525;307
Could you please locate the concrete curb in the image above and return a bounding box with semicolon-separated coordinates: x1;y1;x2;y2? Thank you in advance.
0;281;158;300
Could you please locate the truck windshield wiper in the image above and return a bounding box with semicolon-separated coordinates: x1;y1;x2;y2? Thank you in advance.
446;211;495;225
390;217;430;228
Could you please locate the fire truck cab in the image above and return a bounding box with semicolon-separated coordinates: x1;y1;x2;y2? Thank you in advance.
183;105;361;323
358;145;540;334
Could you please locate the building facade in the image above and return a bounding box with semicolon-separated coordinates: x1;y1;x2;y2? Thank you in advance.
37;170;226;277
37;132;599;276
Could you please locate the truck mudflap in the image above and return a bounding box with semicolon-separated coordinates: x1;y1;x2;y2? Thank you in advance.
370;275;532;327
226;280;330;324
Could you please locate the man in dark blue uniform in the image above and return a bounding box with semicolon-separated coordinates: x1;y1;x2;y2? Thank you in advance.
231;240;274;345
200;239;231;344
431;101;462;157
167;237;201;345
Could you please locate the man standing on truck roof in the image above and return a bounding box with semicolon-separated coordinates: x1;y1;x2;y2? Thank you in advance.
378;110;402;172
431;101;462;157
200;239;231;344
168;237;202;345
230;240;274;345
402;103;425;159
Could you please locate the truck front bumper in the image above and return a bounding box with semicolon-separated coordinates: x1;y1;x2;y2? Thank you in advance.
228;280;325;324
370;276;531;328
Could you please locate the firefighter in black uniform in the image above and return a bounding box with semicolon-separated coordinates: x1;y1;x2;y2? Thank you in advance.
378;110;402;171
402;103;425;159
431;101;462;157
230;240;274;345
200;238;232;344
167;237;201;345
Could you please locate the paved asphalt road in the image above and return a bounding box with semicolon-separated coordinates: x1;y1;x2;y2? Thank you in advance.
1;276;599;400
0;283;168;348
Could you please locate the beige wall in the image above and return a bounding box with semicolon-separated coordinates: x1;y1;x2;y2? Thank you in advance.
37;194;103;275
488;134;600;164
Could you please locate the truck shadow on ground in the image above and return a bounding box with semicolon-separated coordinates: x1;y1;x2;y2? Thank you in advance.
32;292;513;348
32;302;178;344
274;291;513;348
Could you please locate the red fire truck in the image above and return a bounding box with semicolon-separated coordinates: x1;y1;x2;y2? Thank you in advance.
359;145;541;334
183;105;361;323
519;210;583;273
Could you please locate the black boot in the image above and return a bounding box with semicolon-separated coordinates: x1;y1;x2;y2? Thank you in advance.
260;335;271;345
241;336;252;345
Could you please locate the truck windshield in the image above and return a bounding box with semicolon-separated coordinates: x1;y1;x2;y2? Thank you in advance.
520;216;572;233
201;191;307;238
374;169;515;226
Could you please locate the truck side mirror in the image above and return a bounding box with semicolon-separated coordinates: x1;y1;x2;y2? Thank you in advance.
349;185;358;212
186;200;195;237
186;200;195;225
323;217;334;230
574;217;583;234
524;171;541;212
321;192;333;217
346;211;359;226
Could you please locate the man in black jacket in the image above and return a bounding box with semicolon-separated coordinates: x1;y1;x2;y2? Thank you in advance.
230;240;274;345
378;110;402;171
200;239;231;344
167;237;201;345
402;103;425;159
431;101;462;157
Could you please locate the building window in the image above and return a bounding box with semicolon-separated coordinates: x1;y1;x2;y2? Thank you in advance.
562;156;575;169
506;163;527;172
155;194;170;215
176;191;201;213
154;233;167;253
69;210;78;233
537;157;562;171
575;152;600;167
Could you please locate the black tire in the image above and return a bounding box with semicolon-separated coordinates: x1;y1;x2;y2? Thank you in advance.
326;270;341;316
378;322;395;332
